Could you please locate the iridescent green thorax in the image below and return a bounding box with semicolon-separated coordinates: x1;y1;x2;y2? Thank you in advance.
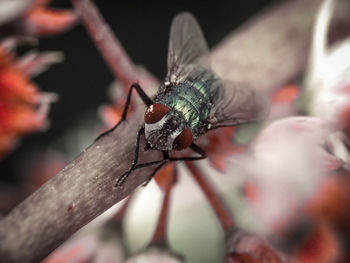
156;76;216;137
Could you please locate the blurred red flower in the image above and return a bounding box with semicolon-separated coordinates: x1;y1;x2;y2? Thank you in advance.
0;43;57;158
0;0;77;37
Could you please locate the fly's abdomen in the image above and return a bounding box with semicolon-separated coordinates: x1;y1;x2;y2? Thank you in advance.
160;80;212;135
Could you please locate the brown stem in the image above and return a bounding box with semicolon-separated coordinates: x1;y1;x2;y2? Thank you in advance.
0;112;162;263
110;195;132;223
185;162;235;232
151;168;176;246
211;0;342;94
1;0;346;262
70;0;155;88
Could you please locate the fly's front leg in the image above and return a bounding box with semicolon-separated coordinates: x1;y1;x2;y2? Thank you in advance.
96;83;153;141
142;151;169;186
115;127;145;187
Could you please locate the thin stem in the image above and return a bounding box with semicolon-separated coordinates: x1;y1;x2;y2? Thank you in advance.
151;167;177;246
70;0;149;88
185;162;235;232
111;195;132;223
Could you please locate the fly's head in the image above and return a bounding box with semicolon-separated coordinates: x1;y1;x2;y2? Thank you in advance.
144;103;193;151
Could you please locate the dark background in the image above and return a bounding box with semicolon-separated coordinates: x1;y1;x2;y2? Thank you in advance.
1;0;280;183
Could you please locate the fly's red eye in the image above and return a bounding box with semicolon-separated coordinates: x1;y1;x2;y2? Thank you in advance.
173;127;192;150
144;104;170;124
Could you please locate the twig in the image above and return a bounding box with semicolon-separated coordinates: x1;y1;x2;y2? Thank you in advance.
212;0;323;94
70;0;157;88
185;162;235;232
1;0;346;262
150;167;176;246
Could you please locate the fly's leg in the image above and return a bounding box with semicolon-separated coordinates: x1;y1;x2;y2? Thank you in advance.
142;144;207;185
168;143;207;162
115;152;168;187
118;143;207;187
96;82;153;141
115;127;145;187
142;152;169;186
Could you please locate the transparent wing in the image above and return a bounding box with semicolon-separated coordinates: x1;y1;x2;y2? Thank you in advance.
209;81;270;129
166;12;210;84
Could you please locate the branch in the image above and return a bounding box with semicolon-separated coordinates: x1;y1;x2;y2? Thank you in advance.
1;0;347;262
0;112;162;262
70;0;157;89
211;0;338;94
186;162;235;232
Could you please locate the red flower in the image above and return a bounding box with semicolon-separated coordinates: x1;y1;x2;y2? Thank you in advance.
295;222;340;263
26;5;77;36
0;43;57;158
99;103;125;130
226;230;296;263
198;127;246;172
0;0;77;37
269;84;300;119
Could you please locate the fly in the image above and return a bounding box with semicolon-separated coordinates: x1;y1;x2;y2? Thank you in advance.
99;12;268;187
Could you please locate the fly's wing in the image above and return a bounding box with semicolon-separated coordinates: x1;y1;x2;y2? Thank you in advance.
209;81;270;129
165;12;210;85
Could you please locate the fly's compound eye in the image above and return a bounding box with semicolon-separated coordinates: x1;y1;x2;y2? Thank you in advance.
144;104;170;124
173;127;193;150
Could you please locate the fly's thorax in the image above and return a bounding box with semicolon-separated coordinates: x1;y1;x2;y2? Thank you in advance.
156;80;213;136
144;111;191;151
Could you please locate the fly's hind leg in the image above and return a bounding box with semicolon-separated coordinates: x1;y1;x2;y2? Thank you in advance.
95;82;153;141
